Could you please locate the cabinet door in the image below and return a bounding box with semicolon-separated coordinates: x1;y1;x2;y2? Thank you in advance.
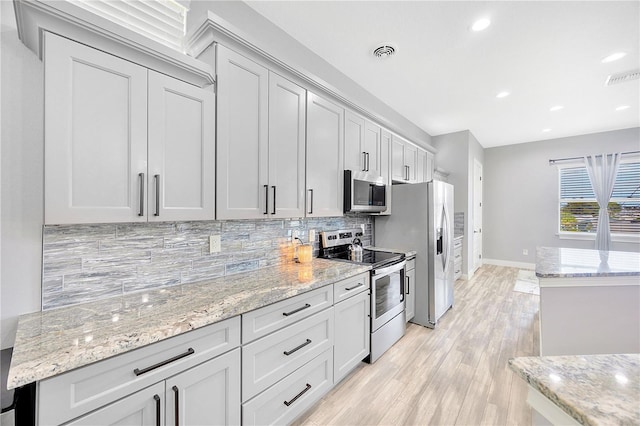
377;129;392;215
44;32;148;224
405;267;416;322
363;121;381;177
268;72;306;218
66;382;164;426
405;143;418;183
216;45;269;219
344;111;365;172
425;151;435;183
148;71;215;221
334;290;370;383
166;348;241;426
416;148;427;183
306;93;344;217
391;135;406;182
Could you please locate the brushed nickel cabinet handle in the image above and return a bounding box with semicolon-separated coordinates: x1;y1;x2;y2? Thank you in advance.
138;173;145;216
362;151;367;171
133;348;195;376
284;383;312;407
308;189;314;214
283;339;312;356
283;303;311;317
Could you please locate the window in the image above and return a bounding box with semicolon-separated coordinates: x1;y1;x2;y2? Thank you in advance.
559;160;640;237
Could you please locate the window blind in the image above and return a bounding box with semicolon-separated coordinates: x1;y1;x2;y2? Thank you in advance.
71;0;187;51
559;161;640;234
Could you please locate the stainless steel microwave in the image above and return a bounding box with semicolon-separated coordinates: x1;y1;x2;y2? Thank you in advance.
344;170;387;213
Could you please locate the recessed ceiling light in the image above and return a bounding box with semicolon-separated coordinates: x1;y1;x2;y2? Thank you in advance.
550;105;564;112
542;128;551;133
602;52;627;63
616;105;630;111
471;18;491;32
496;91;510;98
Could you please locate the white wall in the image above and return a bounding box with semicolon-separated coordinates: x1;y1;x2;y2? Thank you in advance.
186;1;433;149
1;0;44;349
483;127;640;265
432;130;484;277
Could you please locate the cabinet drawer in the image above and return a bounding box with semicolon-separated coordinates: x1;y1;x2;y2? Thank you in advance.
242;348;333;426
454;239;463;249
242;308;334;402
242;285;333;344
39;316;240;426
333;272;369;303
406;258;416;271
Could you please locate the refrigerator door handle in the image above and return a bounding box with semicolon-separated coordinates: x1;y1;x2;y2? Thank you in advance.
442;203;452;273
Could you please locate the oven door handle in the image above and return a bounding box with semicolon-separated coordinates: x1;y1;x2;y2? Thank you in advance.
371;260;406;276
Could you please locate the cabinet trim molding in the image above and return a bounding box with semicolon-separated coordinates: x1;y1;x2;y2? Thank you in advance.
15;0;214;87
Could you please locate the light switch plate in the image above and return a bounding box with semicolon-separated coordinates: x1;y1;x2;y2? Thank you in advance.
308;229;316;242
210;235;221;253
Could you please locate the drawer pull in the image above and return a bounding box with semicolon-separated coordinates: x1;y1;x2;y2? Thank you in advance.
345;283;364;291
133;348;195;376
284;383;312;407
283;303;311;317
283;339;312;356
154;394;161;426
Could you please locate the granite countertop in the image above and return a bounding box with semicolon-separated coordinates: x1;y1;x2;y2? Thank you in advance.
453;234;463;240
509;354;640;426
536;246;640;278
366;246;417;258
7;258;370;389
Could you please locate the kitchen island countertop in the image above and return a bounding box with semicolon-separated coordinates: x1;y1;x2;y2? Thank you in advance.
535;246;640;279
8;258;370;389
509;354;640;425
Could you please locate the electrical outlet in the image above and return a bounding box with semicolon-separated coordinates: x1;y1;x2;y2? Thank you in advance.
522;249;528;256
209;235;221;253
291;229;299;241
308;229;316;242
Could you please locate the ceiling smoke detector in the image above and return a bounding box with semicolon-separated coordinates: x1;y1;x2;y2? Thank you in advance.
373;45;396;59
605;69;640;86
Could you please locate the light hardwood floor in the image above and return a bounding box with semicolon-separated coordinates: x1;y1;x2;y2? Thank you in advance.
294;265;540;426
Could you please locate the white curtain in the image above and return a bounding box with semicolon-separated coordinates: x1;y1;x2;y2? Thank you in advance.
584;153;622;251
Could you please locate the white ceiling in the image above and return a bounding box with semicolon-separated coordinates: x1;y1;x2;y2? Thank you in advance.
244;1;639;148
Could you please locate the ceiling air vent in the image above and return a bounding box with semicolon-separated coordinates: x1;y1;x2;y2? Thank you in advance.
373;45;396;59
605;69;640;86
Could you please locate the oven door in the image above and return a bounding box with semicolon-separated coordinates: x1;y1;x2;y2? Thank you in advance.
370;261;406;332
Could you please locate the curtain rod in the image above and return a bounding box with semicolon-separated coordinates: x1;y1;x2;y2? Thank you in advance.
548;150;640;165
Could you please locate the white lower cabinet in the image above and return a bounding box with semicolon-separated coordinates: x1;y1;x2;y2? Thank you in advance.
242;348;333;426
67;349;240;426
333;288;370;383
405;259;416;322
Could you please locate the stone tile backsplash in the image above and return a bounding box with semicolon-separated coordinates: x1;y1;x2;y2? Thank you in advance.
42;216;373;310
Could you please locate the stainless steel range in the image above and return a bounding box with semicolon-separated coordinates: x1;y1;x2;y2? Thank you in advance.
320;229;406;363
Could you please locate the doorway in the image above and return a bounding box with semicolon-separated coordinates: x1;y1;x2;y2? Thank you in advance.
473;159;483;272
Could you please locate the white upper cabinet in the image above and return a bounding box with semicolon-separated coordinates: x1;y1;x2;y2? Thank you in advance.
216;45;269;219
378;129;392;215
216;46;306;219
268;72;306;218
148;71;215;221
417;148;427;183
44;32;215;224
344;111;381;177
425;151;435;183
44;32;148;224
306;93;344;217
391;135;419;183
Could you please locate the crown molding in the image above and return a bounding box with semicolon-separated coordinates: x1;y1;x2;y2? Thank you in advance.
14;0;214;87
186;11;436;153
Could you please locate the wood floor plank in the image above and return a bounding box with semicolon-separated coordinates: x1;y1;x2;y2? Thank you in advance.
292;265;539;426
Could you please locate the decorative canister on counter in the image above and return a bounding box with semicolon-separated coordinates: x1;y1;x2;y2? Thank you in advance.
297;244;313;263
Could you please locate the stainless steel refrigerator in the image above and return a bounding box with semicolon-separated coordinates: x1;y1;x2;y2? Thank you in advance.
375;180;454;328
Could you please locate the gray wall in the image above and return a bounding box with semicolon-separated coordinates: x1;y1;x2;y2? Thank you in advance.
483;127;640;265
432;130;484;277
1;0;44;349
186;1;432;149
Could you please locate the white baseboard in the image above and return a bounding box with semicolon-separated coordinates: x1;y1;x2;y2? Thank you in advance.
483;258;535;270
